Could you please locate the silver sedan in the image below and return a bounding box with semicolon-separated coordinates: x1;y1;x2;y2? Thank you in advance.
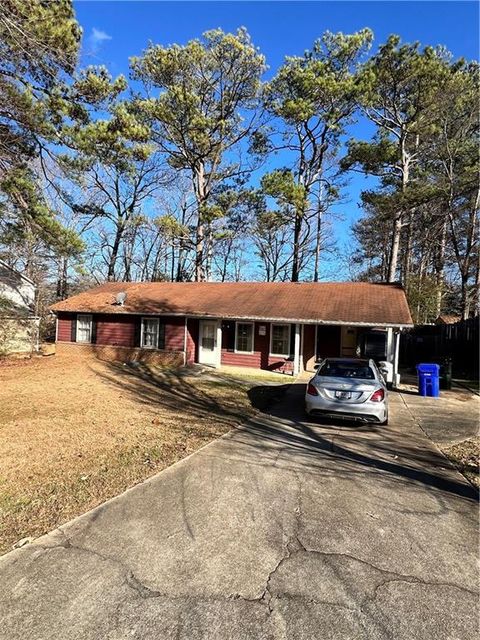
305;358;389;424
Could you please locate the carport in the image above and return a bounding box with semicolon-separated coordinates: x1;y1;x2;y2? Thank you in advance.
301;323;404;386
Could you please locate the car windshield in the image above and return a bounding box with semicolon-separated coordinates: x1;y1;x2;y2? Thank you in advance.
318;360;375;380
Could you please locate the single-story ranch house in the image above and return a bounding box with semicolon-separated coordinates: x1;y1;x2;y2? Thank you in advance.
50;281;413;383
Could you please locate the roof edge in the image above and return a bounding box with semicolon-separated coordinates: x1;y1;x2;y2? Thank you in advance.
0;259;36;286
52;308;413;328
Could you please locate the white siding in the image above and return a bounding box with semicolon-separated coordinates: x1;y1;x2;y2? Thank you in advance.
0;263;35;312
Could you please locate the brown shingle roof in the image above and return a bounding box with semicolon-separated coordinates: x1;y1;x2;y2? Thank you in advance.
50;281;413;326
435;314;461;325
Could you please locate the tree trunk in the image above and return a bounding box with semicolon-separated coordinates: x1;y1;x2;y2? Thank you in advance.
195;223;204;282
193;164;207;282
313;207;322;282
107;223;124;282
460;272;469;320
475;251;480;317
56;257;68;300
176;244;185;281
123;225;138;282
434;216;448;317
176;204;188;281
401;211;413;292
388;137;410;284
387;215;402;282
291;209;302;282
313;181;324;282
170;242;175;282
205;224;213;282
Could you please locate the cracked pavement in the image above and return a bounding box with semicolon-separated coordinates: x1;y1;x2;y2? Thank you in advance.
0;383;478;639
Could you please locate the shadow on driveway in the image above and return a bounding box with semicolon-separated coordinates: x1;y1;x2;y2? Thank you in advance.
95;360;477;504
243;382;478;503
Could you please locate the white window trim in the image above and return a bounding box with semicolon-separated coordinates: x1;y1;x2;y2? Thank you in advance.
270;323;291;357
141;316;160;349
234;321;254;354
76;314;92;343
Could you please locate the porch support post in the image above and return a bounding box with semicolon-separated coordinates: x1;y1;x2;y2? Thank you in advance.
393;330;401;386
294;323;301;375
386;327;393;361
216;320;222;368
300;324;304;372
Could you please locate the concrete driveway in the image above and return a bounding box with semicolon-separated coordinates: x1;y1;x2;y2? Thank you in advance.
398;382;479;445
0;382;478;640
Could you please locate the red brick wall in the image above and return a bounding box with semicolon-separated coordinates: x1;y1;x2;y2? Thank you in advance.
57;313;73;341
164;316;185;351
221;320;264;368
96;314;135;347
186;319;199;365
303;324;316;371
220;321;294;372
57;312;186;354
267;355;294;373
57;313;298;373
55;342;183;367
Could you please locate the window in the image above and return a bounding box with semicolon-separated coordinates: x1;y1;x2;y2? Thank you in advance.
318;359;375;380
141;317;164;349
235;322;254;353
201;322;216;351
270;323;290;356
76;314;92;343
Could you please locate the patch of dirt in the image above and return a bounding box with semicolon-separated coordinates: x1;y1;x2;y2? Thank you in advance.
0;355;287;554
440;437;480;488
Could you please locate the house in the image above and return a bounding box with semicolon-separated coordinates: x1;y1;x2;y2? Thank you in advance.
0;260;40;355
50;281;413;383
434;314;461;325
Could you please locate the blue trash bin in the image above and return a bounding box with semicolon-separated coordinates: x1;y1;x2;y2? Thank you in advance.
416;363;440;397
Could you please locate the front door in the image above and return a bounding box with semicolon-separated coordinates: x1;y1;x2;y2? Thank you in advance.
341;326;358;358
199;320;219;367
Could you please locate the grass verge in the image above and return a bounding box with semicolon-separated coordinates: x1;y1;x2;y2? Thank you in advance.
440;437;479;488
0;356;288;554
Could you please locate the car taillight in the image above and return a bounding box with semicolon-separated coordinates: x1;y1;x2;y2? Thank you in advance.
307;383;319;396
370;388;385;402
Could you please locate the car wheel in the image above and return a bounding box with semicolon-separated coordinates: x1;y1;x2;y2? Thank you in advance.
381;412;389;426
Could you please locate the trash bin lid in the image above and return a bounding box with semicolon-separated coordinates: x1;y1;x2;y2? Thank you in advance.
416;363;440;374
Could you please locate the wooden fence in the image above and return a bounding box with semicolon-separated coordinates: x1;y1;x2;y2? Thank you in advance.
400;318;479;379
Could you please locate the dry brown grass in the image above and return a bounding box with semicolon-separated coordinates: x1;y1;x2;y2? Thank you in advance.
0;354;284;554
441;437;480;489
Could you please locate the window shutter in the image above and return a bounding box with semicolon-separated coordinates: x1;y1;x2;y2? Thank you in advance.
224;322;235;351
71;316;77;342
134;317;142;347
289;325;295;357
158;321;165;350
91;316;97;344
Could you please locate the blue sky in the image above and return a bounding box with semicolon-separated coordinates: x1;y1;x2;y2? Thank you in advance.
74;1;479;279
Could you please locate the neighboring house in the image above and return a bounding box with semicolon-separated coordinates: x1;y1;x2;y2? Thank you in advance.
0;260;40;355
434;314;461;325
50;281;413;384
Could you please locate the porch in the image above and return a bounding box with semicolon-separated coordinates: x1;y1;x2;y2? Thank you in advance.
194;318;402;382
